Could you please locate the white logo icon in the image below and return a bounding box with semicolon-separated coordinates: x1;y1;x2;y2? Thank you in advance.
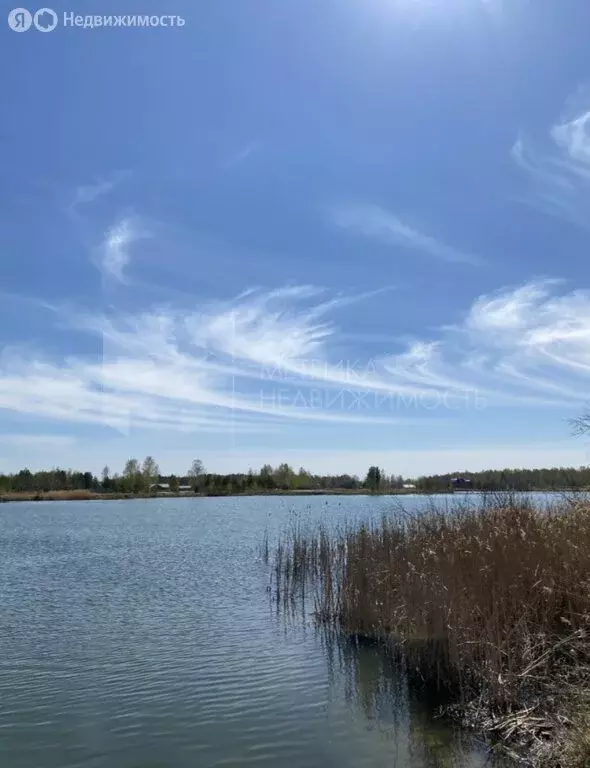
33;7;57;31
8;7;58;31
8;7;32;31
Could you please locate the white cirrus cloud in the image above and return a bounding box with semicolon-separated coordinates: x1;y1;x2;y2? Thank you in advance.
0;280;588;439
0;434;77;448
551;109;590;170
68;170;131;213
328;203;482;266
512;94;590;226
223;141;262;169
377;278;590;407
0;287;431;436
96;216;152;283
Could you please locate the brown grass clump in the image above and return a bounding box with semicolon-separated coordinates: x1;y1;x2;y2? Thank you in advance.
40;490;99;500
562;708;590;768
269;497;590;766
0;489;131;502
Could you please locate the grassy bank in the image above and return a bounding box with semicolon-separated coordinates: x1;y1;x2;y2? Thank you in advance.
0;489;200;502
269;498;590;766
0;490;139;502
0;487;453;502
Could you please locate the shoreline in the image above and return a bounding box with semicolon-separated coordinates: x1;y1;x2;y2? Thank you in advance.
0;488;454;503
0;487;584;503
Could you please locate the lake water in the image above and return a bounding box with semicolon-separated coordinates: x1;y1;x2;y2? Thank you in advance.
0;494;526;768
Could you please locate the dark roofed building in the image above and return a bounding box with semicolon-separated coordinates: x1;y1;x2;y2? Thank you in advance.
451;477;473;489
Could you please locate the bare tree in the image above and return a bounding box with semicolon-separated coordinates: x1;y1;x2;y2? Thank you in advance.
142;456;160;488
123;458;140;477
188;459;205;478
571;413;590;436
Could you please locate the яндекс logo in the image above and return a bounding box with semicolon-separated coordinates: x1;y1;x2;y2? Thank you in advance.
8;7;58;31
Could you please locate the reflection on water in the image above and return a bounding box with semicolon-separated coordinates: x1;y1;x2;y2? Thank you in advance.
0;497;509;768
320;631;499;768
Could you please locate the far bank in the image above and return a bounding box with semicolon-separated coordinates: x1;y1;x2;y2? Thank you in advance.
0;487;455;503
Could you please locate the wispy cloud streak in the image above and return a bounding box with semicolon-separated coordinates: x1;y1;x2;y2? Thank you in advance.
378;279;590;407
0;287;425;434
329;203;482;265
223;141;262;169
96;217;151;283
0;434;77;448
0;279;588;437
68;171;130;213
513;96;590;227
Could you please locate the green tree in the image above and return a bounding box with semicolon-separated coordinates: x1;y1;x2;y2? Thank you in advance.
101;465;110;490
259;464;276;489
365;466;381;492
274;463;295;489
142;456;160;489
123;458;142;493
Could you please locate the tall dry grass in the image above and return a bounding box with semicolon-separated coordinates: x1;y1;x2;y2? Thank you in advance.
0;489;138;502
269;497;590;766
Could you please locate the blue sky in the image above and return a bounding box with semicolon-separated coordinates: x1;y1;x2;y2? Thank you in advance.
2;0;590;476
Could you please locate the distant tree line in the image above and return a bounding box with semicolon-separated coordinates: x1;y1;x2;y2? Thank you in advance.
1;459;590;495
413;466;590;492
0;459;396;495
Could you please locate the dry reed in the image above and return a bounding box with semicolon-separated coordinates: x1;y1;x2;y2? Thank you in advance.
268;497;590;766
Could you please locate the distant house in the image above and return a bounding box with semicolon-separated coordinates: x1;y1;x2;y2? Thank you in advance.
451;477;473;490
178;485;193;493
151;483;170;491
402;483;416;490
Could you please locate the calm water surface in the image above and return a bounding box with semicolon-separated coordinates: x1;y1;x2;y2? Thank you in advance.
0;495;518;768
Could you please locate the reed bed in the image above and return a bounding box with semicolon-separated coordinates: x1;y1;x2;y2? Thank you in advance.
267;497;590;766
0;489;153;502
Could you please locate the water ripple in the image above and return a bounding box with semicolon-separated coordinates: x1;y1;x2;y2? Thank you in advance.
0;497;504;768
